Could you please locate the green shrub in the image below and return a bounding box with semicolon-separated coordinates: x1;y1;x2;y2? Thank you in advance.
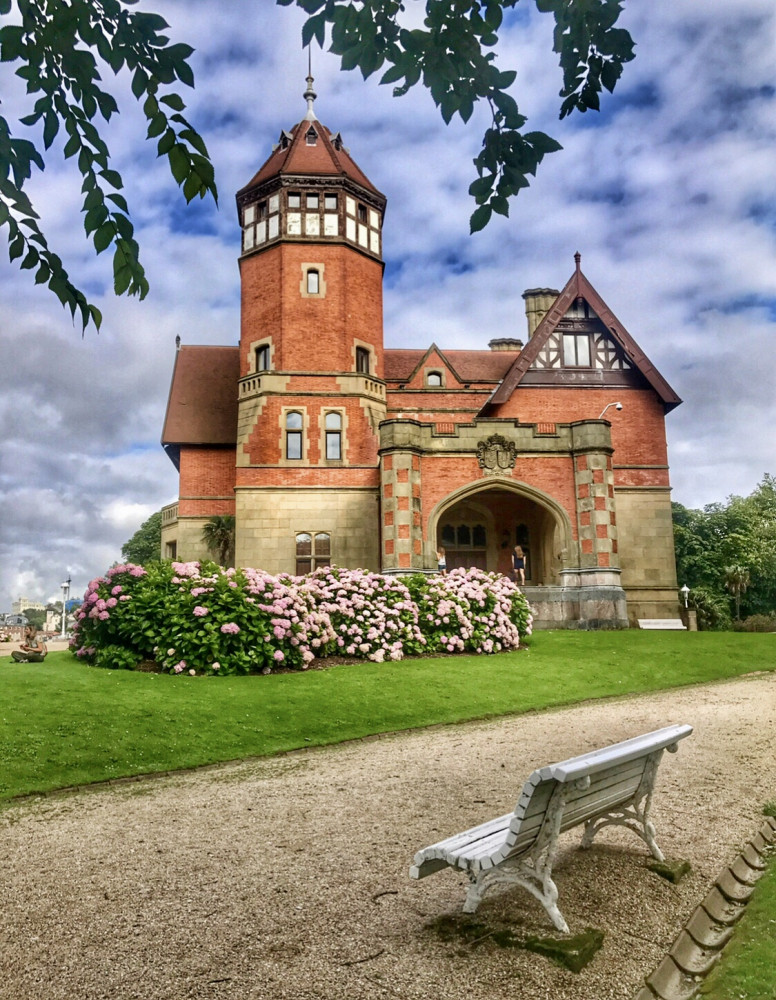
689;588;732;631
732;613;776;633
94;644;141;671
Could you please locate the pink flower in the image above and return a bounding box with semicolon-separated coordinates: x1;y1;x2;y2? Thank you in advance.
212;661;221;670
273;650;284;662
98;611;110;620
119;595;131;601
174;663;184;674
111;585;123;596
106;598;118;608
193;606;209;617
220;622;240;634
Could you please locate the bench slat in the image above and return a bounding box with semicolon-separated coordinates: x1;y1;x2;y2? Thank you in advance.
538;724;691;782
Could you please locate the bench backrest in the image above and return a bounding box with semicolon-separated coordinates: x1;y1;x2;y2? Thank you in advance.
503;724;693;860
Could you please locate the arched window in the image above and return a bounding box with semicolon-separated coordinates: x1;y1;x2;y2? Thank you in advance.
255;344;270;372
306;269;320;295
286;410;303;460
427;371;443;387
325;411;342;460
296;532;331;575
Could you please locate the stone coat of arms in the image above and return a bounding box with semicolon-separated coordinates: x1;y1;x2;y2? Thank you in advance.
477;434;517;476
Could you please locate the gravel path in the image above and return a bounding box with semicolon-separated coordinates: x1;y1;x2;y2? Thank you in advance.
1;672;774;1000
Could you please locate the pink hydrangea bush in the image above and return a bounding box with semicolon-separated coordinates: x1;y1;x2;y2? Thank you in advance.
70;559;532;675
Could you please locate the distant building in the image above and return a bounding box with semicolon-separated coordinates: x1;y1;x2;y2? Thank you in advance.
12;597;45;614
161;79;682;629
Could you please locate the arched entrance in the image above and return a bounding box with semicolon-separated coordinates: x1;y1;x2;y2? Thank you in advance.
430;480;573;585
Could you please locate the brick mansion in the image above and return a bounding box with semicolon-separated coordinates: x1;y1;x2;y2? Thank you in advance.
161;79;682;628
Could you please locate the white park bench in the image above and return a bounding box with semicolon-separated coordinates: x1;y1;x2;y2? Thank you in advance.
410;724;693;933
638;619;686;629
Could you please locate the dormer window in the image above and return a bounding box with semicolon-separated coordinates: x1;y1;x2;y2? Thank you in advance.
427;371;443;387
305;126;318;145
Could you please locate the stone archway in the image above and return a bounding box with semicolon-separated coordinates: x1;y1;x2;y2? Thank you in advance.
428;478;574;584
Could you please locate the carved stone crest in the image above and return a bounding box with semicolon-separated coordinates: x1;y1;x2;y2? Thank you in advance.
476;434;517;476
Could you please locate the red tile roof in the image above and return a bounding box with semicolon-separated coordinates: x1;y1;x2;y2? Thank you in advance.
238;118;382;198
384;349;520;383
162;346;239;445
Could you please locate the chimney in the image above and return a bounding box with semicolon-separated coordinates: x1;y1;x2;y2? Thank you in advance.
488;337;523;352
522;288;560;338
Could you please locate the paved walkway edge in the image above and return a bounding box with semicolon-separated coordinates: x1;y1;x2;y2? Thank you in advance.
634;816;776;1000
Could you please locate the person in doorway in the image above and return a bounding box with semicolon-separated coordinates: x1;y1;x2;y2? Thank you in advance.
11;625;48;663
436;546;447;574
512;545;526;586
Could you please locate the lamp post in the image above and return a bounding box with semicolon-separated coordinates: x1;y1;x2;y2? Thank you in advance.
598;401;623;419
680;583;690;609
60;576;71;639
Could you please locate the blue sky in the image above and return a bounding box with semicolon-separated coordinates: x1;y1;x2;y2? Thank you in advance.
1;0;775;610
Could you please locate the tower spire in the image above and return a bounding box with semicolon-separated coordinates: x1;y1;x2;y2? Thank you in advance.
303;48;317;121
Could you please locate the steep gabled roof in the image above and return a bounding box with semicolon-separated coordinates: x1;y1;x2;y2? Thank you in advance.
162;346;239;452
485;255;681;411
237;117;383;200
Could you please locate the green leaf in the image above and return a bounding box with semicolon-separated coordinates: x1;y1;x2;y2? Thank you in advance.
160;93;186;111
469;203;493;234
157;130;176;156
168;143;190;184
94;222;115;254
99;168;123;190
20;247;39;270
88;303;103;329
43;111;60;149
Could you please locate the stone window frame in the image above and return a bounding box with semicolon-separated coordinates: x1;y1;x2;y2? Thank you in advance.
354;341;373;375
282;408;306;463
254;340;272;373
425;369;444;387
321;407;346;465
300;262;326;298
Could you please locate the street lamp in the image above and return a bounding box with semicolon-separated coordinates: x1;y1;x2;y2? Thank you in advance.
598;401;623;419
60;576;71;639
680;583;690;609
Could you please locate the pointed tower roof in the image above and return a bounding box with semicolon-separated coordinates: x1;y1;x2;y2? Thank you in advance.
483;254;681;412
237;72;383;201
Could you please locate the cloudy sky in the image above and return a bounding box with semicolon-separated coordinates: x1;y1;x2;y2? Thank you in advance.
1;0;774;611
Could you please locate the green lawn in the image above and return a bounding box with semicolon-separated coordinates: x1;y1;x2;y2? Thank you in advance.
1;630;774;802
699;845;776;1000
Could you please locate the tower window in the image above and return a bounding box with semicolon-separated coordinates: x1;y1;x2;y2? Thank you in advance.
286;410;303;460
357;204;367;223
426;371;443;387
295;532;331;575
255;344;270;372
325;194;337;211
355;347;370;374
306;269;320;295
305;127;318;146
288;192;301;209
325;411;342;460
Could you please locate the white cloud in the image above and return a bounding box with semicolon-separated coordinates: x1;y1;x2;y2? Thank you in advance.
1;0;774;609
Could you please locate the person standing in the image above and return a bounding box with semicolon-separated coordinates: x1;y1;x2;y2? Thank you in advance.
11;626;48;663
436;546;447;574
512;545;526;586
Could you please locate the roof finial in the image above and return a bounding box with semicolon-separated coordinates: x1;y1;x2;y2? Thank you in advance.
303;48;317;121
574;250;581;272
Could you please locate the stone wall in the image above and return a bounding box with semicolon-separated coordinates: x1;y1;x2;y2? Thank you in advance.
235;487;380;574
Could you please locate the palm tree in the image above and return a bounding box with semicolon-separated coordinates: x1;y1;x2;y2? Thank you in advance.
202;515;236;567
724;564;750;621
